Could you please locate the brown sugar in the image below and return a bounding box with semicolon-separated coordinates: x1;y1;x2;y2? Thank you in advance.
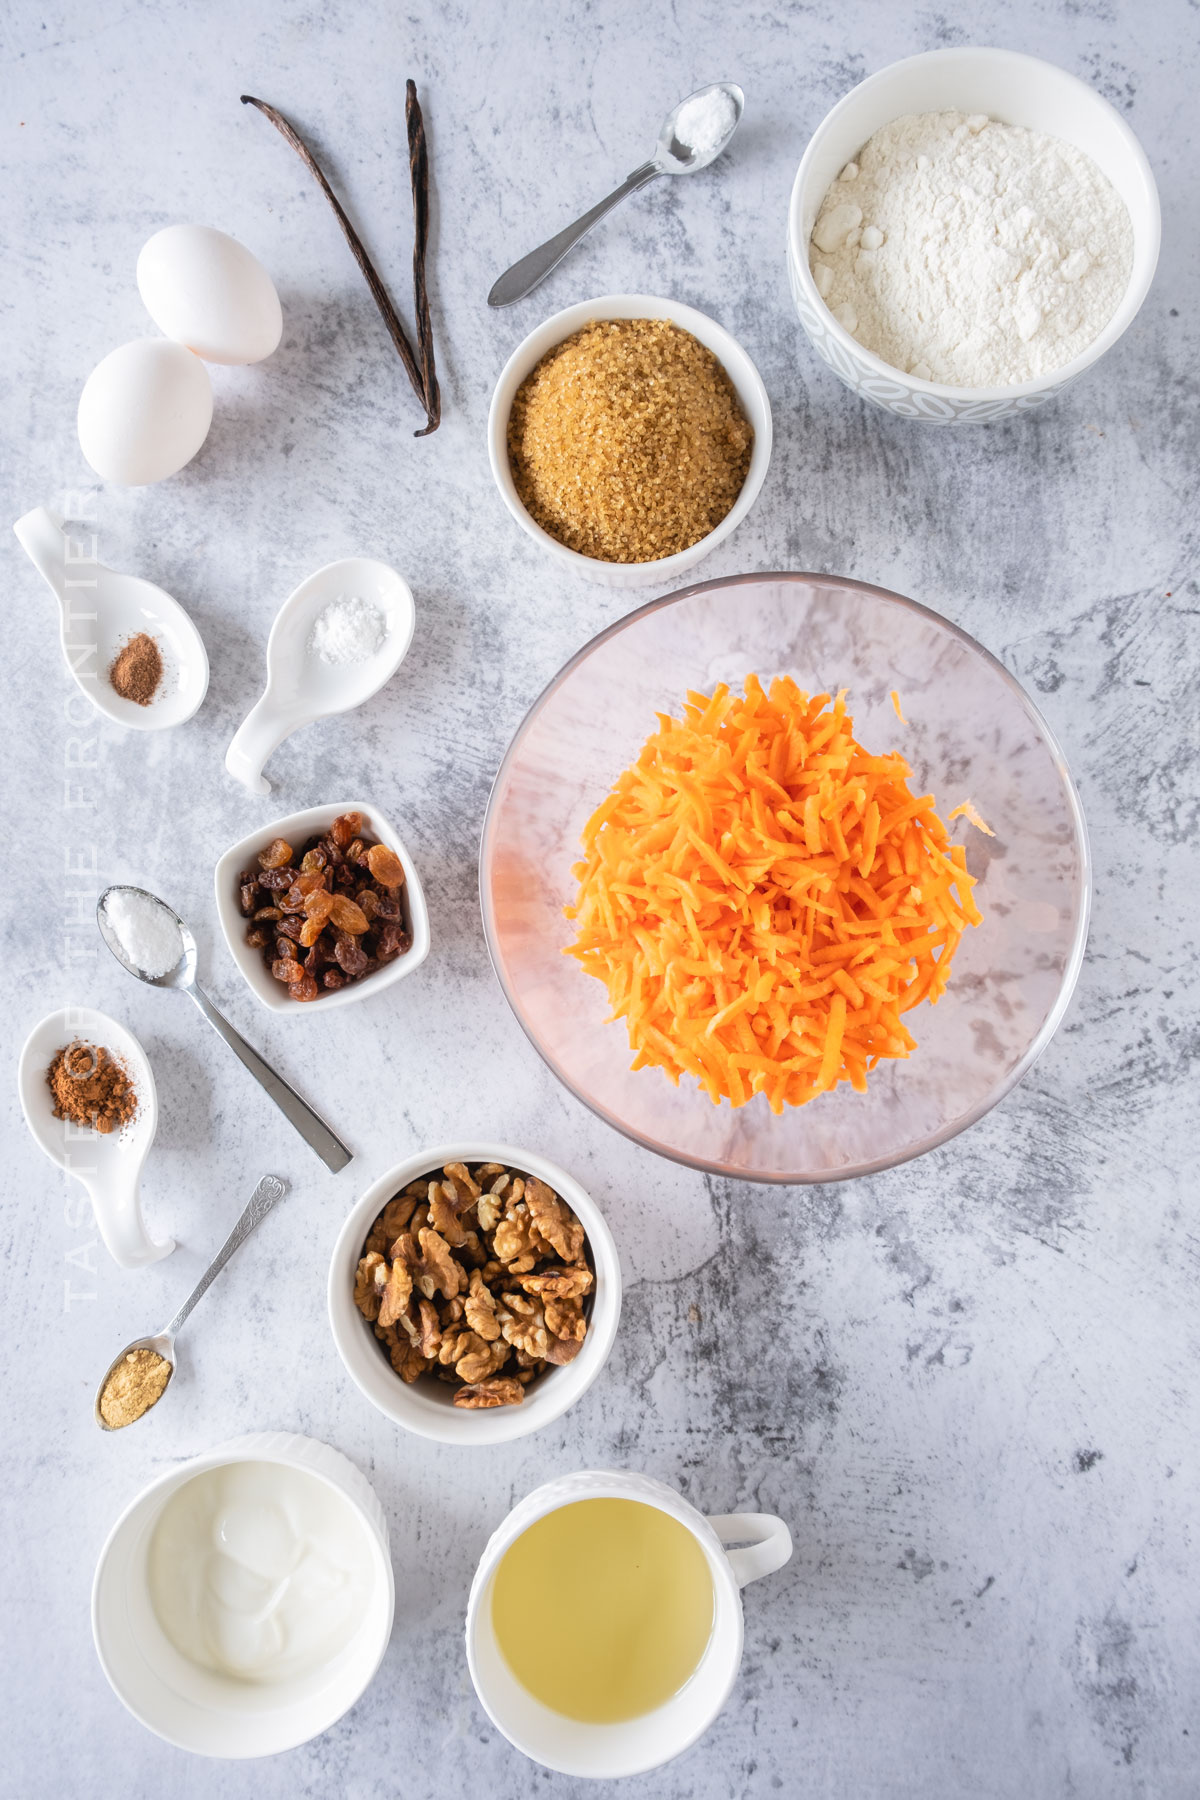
109;631;163;705
507;318;754;564
99;1347;172;1428
47;1041;138;1134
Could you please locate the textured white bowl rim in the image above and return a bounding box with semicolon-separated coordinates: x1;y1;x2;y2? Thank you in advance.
328;1142;622;1444
787;45;1162;404
213;799;431;1014
479;570;1093;1185
91;1431;395;1758
486;293;773;578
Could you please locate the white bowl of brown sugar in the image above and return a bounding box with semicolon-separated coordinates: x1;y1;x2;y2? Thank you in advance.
488;295;772;590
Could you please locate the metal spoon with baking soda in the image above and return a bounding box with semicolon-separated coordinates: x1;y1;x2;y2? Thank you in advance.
95;1174;287;1430
487;82;744;307
96;885;352;1172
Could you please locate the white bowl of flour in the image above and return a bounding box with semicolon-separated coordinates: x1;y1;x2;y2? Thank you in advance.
786;47;1160;423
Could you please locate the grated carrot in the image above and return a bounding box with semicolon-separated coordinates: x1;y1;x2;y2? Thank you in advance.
948;799;995;837
564;677;982;1112
890;689;907;724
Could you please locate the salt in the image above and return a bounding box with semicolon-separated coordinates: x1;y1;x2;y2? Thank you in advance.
307;595;387;666
673;88;737;160
103;889;183;978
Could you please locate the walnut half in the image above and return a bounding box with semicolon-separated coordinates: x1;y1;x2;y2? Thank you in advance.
454;1376;525;1409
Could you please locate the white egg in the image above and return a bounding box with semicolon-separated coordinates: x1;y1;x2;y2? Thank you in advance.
137;225;283;365
77;339;213;485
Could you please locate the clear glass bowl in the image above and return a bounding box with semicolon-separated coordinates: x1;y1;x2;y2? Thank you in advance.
480;575;1090;1183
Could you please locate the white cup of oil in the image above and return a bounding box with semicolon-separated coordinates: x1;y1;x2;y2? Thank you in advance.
466;1468;792;1778
92;1433;394;1756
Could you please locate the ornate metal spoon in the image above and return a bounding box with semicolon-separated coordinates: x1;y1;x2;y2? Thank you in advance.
95;1174;287;1430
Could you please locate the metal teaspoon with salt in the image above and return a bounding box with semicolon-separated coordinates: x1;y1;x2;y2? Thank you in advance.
97;887;352;1172
487;82;744;307
95;1173;287;1431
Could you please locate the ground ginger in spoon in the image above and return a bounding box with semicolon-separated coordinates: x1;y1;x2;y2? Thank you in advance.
564;676;982;1111
99;1348;171;1429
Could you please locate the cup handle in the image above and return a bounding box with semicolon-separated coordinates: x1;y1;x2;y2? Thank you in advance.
708;1513;793;1588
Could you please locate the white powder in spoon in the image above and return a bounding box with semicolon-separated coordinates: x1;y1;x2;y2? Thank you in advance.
307;595;387;665
103;889;183;978
674;88;738;159
808;110;1134;388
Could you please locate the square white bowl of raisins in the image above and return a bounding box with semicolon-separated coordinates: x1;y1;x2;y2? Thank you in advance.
215;802;431;1013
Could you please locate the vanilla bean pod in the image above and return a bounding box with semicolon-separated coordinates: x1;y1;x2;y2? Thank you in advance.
241;92;438;435
404;79;440;437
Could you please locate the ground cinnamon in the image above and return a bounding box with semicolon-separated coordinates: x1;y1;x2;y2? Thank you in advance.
109;631;163;705
47;1041;138;1134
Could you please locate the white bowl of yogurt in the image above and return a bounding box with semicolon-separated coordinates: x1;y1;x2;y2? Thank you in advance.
92;1432;394;1757
786;47;1160;422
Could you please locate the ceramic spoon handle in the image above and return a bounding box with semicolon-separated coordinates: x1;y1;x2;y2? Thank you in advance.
186;982;353;1172
13;507;69;612
487;161;660;306
84;1172;176;1270
225;696;297;796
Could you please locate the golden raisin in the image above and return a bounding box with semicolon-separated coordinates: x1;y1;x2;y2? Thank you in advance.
258;837;294;871
366;843;405;887
303;889;337;922
329;894;368;934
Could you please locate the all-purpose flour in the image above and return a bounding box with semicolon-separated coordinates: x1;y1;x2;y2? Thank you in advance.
809;111;1134;388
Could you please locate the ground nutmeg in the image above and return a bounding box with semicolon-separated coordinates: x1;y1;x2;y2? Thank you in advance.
109;631;163;706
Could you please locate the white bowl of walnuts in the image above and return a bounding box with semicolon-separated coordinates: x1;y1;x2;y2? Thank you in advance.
328;1144;622;1445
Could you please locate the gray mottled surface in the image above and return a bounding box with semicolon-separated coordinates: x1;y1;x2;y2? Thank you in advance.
1;1;1196;1795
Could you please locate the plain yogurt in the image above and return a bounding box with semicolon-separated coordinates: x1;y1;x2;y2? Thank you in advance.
147;1460;375;1684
